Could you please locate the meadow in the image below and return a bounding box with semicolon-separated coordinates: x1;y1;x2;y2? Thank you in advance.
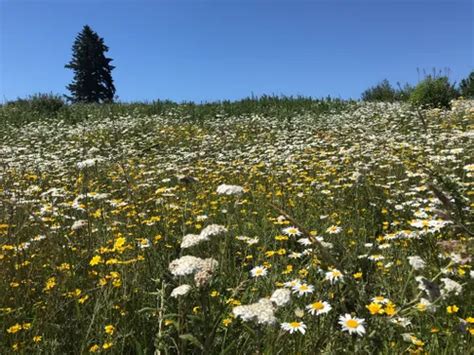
0;98;472;354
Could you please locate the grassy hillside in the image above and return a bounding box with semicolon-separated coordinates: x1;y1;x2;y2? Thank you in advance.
0;99;473;353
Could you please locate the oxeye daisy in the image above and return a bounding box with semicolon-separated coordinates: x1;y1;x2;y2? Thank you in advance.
291;283;314;296
326;225;342;234
281;321;307;334
250;265;267;278
325;268;344;284
306;300;332;315
282;226;302;237
339;314;366;336
284;279;301;288
371;296;389;304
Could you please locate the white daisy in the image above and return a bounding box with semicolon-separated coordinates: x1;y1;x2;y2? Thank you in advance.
282;226;302;237
281;321;307;334
250;265;267;278
291;283;314;296
325;269;344;284
306;301;332;315
338;314;366;336
326;225;342;234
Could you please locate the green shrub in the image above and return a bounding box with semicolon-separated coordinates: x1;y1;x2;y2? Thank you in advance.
6;93;65;115
361;79;397;102
459;70;474;98
409;76;458;109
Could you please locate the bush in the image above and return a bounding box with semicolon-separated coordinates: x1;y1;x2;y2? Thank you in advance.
459;70;474;98
361;79;397;102
409;76;458;109
6;93;65;115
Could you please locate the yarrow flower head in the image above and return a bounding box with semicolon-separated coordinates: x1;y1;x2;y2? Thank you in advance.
168;255;218;285
408;255;426;270
339;314;366;336
216;184;244;195
232;298;276;325
77;158;98;170
170;284;192;298
270;288;291;307
181;224;227;249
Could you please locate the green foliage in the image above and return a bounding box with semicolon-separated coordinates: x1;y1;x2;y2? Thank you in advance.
2;93;65;119
361;79;398;102
65;25;116;103
361;80;413;102
0;95;351;125
459;70;474;98
409;76;458;109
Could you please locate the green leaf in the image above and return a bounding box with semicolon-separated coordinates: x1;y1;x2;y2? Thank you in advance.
179;334;203;350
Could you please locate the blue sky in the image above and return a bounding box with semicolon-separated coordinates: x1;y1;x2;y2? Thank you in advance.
1;0;472;102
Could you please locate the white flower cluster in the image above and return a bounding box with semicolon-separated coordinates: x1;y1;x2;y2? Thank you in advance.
270;288;291;307
181;224;227;249
407;255;426;270
233;298;277;325
76;158;99;170
216;184;244;195
170;284;192;298
168;255;218;277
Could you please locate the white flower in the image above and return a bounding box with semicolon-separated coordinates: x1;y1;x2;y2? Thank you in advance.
77;158;97;169
270;288;291;307
371;296;389;304
181;234;206;249
282;226;302;237
168;256;218;277
232;298;276;325
250;265;267;278
326;225;342;234
281;321;307;334
339;314;366;336
291;283;314;296
440;277;462;296
181;224;227;249
71;220;87;230
171;284;192;298
138;238;151;249
325;269;344;284
367;254;385;261
199;224;227;238
297;238;312;246
408;256;426;270
306;300;332;315
288;252;303;259
216;184;244;195
390;316;412;328
284;279;301;288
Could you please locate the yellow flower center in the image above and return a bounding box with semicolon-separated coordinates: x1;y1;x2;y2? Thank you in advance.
312;302;324;310
346;319;359;328
290;322;301;328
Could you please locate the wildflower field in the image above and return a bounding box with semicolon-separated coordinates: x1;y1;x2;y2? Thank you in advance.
1;99;473;354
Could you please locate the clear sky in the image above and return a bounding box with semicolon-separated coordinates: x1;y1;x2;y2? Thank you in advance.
1;0;472;103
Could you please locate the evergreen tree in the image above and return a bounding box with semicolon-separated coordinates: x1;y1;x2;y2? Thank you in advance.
459;71;474;98
65;25;116;103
